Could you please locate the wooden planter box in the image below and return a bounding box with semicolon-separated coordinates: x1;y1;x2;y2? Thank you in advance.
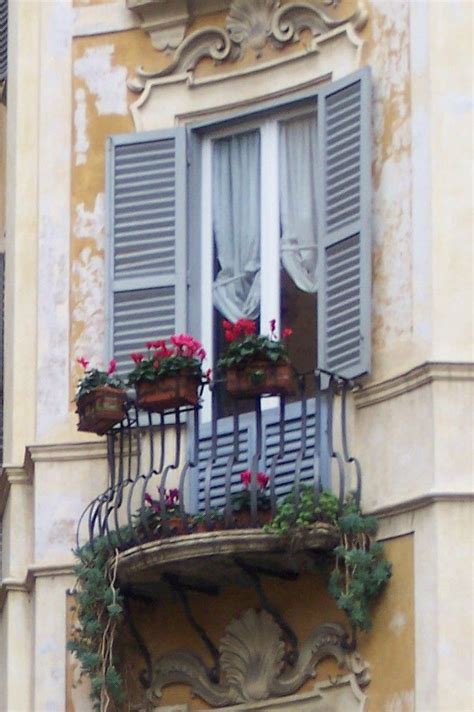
76;386;127;435
232;509;273;529
136;374;200;412
225;361;297;398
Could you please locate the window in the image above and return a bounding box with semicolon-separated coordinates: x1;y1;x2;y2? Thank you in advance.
106;68;371;501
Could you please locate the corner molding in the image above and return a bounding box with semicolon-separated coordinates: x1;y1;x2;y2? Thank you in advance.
354;361;474;409
0;563;74;612
146;608;369;708
128;0;367;92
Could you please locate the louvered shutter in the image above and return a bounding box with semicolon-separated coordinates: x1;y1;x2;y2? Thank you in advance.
0;0;7;85
261;399;331;496
107;129;187;373
195;418;254;511
316;67;371;378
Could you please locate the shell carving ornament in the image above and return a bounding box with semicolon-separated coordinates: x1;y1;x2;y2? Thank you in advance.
128;0;367;92
145;609;369;708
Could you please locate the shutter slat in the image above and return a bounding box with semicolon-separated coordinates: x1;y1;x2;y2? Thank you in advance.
317;68;371;378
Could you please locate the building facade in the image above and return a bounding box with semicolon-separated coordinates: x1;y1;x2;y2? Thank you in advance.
0;0;472;710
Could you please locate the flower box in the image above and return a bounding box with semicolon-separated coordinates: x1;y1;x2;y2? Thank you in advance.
225;361;297;398
232;509;273;529
136;373;200;412
76;385;127;435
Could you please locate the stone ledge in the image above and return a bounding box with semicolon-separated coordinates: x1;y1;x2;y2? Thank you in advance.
116;524;339;590
354;361;474;409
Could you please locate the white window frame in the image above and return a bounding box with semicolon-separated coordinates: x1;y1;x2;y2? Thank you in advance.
199;107;317;420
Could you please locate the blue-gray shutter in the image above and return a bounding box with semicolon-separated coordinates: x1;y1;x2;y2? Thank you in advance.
316;67;371;378
195;400;331;510
106;129;187;373
196;418;254;511
0;0;7;93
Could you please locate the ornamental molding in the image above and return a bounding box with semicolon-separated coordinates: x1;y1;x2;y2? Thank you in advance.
354;361;474;410
128;0;367;93
142;609;369;709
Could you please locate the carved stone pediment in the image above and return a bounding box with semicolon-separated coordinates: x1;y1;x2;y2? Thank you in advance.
142;609;369;709
128;0;367;92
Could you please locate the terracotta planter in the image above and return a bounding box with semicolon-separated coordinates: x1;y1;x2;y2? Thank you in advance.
164;516;188;536
136;373;200;412
76;386;127;435
233;509;273;529
225;361;297;398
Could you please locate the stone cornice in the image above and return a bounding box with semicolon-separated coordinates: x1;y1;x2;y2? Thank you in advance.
0;563;75;612
371;491;474;520
354;361;474;409
27;440;107;463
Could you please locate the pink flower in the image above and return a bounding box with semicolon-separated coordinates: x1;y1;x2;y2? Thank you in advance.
257;472;269;489
282;327;293;339
77;357;89;370
270;319;276;334
197;347;206;361
107;358;117;375
131;352;144;364
240;469;252;488
205;368;212;382
222;320;232;330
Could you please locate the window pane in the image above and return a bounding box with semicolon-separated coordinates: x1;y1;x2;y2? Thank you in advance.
212;130;261;322
279;114;318;383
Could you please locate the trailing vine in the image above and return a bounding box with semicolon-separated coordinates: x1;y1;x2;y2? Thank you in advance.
267;487;392;631
68;531;133;711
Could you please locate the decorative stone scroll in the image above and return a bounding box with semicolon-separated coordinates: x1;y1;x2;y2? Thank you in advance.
128;0;368;92
142;608;369;709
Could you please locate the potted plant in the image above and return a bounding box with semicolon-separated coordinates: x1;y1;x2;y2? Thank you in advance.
190;508;224;533
75;357;127;435
217;319;296;397
231;469;273;528
142;487;188;536
127;334;209;412
267;485;340;535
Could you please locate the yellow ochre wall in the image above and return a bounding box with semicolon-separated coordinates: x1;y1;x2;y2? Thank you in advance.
112;535;414;710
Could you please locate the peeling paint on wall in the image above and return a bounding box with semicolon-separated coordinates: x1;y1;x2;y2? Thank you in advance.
71;247;105;368
366;0;412;364
74;192;105;247
72;194;106;368
74;88;89;165
389;610;407;635
74;44;127;116
384;689;415;712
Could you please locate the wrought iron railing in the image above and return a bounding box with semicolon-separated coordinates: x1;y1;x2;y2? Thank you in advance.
77;371;362;549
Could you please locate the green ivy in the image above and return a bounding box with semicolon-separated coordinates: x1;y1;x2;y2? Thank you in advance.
68;528;134;711
267;487;392;631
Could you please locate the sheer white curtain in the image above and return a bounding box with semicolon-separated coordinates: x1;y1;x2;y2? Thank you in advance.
212;131;261;322
279;115;318;293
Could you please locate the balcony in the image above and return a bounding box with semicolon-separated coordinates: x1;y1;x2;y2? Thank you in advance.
77;370;361;593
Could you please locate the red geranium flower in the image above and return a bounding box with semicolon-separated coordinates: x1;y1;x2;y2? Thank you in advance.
77;357;89;369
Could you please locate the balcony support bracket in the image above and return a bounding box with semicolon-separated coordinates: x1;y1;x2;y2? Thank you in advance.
234;557;299;666
165;574;221;683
